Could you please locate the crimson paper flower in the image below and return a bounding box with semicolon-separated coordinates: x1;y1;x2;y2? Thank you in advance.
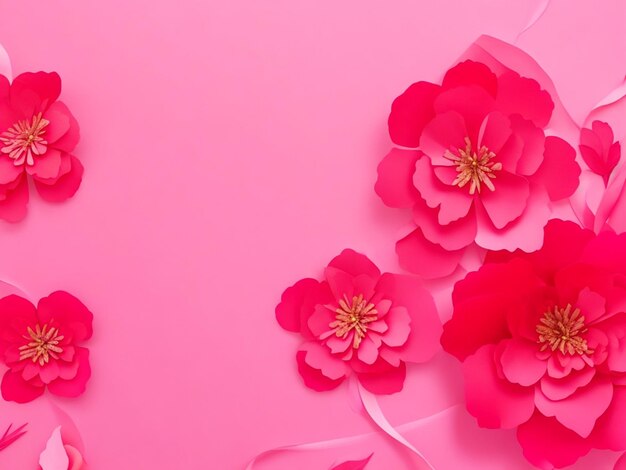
0;292;92;403
0;72;83;222
276;249;441;394
376;60;580;278
442;220;626;468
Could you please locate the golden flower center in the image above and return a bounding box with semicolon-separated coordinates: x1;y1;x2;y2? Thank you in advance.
0;112;50;167
444;136;502;194
329;294;378;349
536;304;592;356
18;323;64;366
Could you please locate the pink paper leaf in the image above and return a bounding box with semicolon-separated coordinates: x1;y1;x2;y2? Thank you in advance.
0;422;27;451
330;453;373;470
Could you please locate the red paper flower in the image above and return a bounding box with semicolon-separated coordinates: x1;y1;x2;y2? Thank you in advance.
0;72;83;222
375;60;580;278
276;249;441;394
579;120;621;186
442;220;626;468
0;292;92;403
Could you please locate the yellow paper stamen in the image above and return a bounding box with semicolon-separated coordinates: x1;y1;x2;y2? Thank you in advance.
444;137;502;194
536;304;592;356
18;323;64;366
328;294;378;349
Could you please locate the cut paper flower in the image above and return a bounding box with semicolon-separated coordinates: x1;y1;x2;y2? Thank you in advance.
39;426;89;470
0;291;92;403
441;220;626;469
579;120;621;186
0;72;82;222
276;249;441;395
376;49;580;278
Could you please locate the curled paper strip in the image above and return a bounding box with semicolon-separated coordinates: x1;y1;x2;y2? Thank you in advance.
0;42;11;81
357;383;435;470
515;0;551;41
246;402;458;469
582;78;626;145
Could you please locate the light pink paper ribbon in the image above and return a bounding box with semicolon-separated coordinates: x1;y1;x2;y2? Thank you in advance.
515;0;552;42
357;383;435;470
245;398;457;469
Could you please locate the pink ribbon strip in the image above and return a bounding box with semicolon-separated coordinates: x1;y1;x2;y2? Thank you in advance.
245;401;458;469
515;0;551;42
583;78;626;127
357;383;435;470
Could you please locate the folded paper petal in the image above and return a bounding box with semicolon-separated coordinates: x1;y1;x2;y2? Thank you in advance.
276;278;319;333
531;136;580;200
33;155;84;203
499;338;546;386
356;360;405;395
1;370;44;403
463;344;535;429
375;149;421;208
388;81;439;148
517;413;592;470
396;228;464;279
47;348;91;398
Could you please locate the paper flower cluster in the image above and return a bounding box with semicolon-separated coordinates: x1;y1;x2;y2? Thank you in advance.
276;35;626;470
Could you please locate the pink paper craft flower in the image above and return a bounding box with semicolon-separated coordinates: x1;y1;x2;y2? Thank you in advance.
0;72;83;222
39;426;89;470
0;292;92;403
579;120;621;186
375;60;581;278
441;220;626;469
276;249;441;394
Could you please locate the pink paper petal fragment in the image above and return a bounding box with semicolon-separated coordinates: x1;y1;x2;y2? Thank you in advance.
330;453;373;470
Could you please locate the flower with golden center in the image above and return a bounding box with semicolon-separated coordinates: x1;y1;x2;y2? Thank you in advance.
0;112;50;167
18;323;64;366
329;294;378;349
444;136;502;194
536;304;592;355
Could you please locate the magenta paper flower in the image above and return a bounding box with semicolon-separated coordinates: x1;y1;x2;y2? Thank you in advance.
579;120;621;186
0;72;82;222
375;60;581;278
39;426;89;470
0;292;92;403
441;220;626;469
276;249;441;394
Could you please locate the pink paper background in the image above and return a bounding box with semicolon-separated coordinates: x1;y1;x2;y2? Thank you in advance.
0;0;624;468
